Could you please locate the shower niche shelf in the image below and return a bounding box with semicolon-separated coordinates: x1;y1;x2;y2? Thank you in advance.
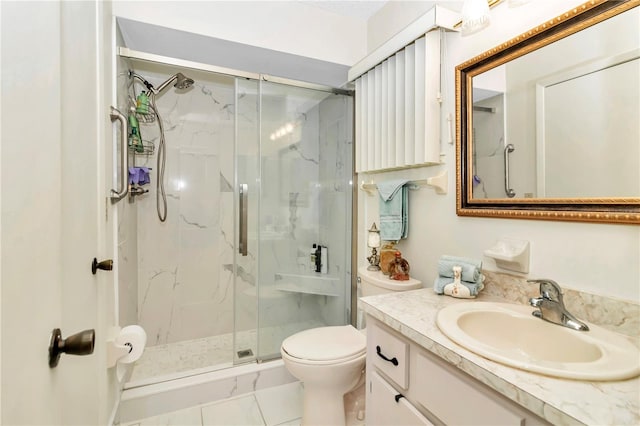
274;272;341;297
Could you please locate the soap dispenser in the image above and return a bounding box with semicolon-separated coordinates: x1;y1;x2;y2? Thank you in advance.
128;107;143;152
310;244;317;270
315;244;322;273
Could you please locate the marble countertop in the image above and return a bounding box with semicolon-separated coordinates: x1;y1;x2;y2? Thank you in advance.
359;289;640;426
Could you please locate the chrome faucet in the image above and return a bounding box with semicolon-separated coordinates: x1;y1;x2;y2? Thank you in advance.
528;279;589;331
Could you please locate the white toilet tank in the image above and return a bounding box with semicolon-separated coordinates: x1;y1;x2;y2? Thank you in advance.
358;267;422;297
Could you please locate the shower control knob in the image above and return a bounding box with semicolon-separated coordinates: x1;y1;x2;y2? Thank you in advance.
91;258;113;275
48;328;95;368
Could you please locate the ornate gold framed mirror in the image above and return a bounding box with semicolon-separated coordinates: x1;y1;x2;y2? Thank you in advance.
456;0;640;224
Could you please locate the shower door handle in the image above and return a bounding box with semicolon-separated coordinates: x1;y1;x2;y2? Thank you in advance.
239;184;248;256
110;106;129;203
503;144;516;198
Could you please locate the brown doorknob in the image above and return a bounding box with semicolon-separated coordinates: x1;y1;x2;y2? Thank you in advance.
91;258;113;275
48;328;95;368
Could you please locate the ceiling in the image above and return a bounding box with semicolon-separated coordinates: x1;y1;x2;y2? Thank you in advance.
301;1;465;21
301;1;389;20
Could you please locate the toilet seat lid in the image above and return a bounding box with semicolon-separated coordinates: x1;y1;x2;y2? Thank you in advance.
282;325;366;362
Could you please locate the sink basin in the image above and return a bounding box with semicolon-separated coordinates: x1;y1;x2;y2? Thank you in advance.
437;302;640;381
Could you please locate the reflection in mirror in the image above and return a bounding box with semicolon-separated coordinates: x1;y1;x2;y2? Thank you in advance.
457;0;640;224
472;66;508;199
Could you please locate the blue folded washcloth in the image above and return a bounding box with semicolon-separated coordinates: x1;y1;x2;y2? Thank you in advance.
377;179;409;241
437;255;482;282
433;276;482;296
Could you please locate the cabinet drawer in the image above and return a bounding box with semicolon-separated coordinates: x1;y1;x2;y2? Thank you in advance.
413;351;526;426
369;323;409;389
368;372;434;426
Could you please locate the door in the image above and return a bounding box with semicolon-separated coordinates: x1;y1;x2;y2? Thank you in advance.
1;2;118;424
233;78;260;364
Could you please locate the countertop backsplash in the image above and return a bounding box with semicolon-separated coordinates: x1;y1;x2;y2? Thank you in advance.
481;270;640;339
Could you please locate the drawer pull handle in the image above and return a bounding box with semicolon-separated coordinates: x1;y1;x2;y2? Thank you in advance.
394;393;405;403
376;345;399;366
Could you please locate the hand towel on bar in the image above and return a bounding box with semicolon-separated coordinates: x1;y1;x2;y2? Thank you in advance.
437;256;482;282
377;179;409;241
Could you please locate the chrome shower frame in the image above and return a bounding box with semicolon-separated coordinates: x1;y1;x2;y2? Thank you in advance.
120;47;351;96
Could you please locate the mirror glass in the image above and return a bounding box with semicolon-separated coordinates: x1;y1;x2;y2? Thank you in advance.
456;0;640;224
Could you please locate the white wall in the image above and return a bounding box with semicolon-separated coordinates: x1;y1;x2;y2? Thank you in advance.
111;1;367;66
360;0;640;302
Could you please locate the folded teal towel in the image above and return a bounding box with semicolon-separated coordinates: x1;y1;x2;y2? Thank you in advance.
437;256;482;282
433;276;481;296
378;180;409;241
441;255;482;269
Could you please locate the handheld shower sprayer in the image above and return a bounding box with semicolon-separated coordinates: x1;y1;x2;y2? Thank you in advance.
129;71;155;92
128;69;195;222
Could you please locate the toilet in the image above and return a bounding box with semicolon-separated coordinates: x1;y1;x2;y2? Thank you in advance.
281;325;366;426
358;266;423;296
280;267;422;425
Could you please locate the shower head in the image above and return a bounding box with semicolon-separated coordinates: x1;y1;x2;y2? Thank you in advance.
154;72;195;94
175;73;195;89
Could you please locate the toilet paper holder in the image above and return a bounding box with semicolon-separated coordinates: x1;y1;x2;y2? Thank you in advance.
106;325;147;368
106;339;132;368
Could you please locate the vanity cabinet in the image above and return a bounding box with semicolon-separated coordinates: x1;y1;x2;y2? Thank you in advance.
366;316;548;425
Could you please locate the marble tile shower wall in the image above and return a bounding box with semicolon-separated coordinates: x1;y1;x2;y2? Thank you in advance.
127;66;237;346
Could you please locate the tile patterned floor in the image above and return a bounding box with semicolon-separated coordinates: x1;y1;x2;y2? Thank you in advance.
123;382;303;426
123;381;366;426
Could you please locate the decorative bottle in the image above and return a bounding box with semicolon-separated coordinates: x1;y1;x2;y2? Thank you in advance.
389;251;410;281
379;242;397;275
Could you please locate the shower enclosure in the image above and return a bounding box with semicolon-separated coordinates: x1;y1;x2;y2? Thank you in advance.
115;53;353;387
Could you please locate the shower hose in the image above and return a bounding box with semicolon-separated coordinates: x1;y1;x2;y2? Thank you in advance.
151;93;168;222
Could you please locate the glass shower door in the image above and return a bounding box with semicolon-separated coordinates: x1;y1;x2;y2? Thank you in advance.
256;81;353;360
233;78;260;364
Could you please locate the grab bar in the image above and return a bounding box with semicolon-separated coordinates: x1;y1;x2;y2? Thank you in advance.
239;184;248;256
110;107;129;203
503;144;516;198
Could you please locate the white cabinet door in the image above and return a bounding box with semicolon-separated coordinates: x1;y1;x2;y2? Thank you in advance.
368;372;434;426
413;352;526;426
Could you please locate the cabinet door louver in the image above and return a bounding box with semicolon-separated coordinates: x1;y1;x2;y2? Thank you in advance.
355;31;441;173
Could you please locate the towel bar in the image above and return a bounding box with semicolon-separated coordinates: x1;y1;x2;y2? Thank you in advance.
360;170;447;195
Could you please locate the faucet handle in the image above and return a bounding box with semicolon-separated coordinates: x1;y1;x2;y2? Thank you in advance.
527;279;563;302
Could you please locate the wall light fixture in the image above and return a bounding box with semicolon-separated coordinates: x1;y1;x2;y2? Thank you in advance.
461;0;492;36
